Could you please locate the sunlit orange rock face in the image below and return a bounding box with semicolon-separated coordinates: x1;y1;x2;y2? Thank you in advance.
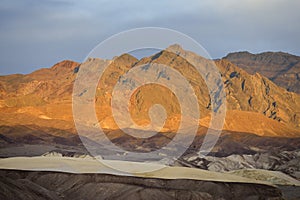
0;45;300;141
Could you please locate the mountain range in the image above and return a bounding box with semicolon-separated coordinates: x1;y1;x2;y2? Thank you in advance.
1;45;300;199
0;45;299;167
0;45;299;136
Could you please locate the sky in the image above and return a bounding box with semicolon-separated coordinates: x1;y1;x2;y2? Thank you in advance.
0;0;300;74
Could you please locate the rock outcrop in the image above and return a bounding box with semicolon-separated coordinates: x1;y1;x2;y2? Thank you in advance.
224;51;300;93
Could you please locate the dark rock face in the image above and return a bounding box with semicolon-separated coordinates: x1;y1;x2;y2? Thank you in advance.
224;51;300;94
0;169;283;200
279;185;300;200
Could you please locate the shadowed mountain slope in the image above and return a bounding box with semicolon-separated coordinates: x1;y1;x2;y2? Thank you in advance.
224;51;300;93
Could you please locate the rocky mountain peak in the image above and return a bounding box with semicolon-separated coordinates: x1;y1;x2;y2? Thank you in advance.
51;60;79;71
166;44;185;54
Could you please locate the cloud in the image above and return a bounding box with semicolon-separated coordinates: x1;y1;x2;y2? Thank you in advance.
0;0;299;74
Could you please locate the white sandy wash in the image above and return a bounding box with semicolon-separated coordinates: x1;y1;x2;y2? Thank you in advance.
0;156;299;186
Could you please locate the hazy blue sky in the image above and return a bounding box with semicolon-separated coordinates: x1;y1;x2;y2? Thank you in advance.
1;0;299;74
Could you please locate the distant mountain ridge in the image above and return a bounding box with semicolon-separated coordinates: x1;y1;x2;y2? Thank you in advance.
223;51;300;93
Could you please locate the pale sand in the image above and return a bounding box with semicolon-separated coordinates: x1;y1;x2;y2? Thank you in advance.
228;169;300;186
0;156;274;186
